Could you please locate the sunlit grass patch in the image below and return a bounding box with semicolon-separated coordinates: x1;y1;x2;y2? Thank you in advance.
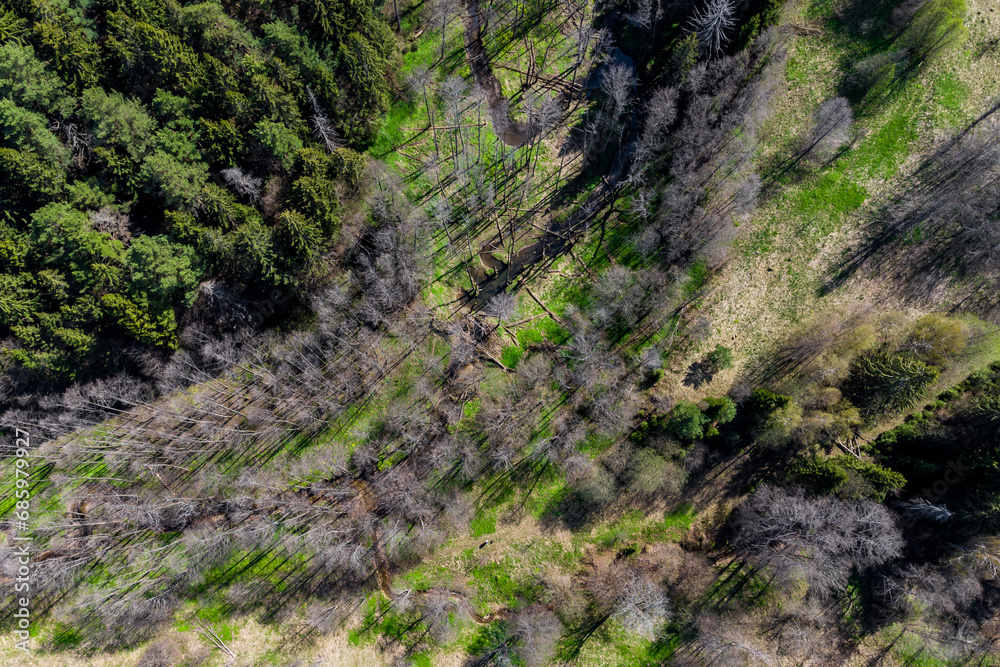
793;167;867;218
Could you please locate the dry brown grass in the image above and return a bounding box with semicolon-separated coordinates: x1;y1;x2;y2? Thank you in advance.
0;622;390;667
689;0;1000;404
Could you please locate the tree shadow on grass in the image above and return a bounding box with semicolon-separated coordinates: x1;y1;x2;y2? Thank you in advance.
682;360;714;389
538;486;603;531
820;100;1000;322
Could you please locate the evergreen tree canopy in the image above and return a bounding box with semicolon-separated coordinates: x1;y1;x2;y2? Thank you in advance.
0;0;393;381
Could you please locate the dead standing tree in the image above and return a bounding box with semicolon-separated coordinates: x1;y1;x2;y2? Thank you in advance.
731;485;904;596
689;0;737;60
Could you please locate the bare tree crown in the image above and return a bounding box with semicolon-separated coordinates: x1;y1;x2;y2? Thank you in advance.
690;0;737;59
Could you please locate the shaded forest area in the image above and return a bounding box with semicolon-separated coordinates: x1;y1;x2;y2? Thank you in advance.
1;0;1000;664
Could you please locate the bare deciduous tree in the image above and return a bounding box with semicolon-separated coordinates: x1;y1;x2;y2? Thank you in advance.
89;207;133;241
732;485;903;595
804;96;854;160
422;589;463;642
628;0;662;32
687;613;778;666
308;88;343;152
897;499;953;522
690;0;737;60
613;571;672;639
601;62;636;131
639;86;679;158
428;0;462;59
484;292;518;323
512;605;563;666
221;166;263;203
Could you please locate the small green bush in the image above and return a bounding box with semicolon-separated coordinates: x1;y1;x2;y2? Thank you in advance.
704;396;736;425
844;351;940;416
501;345;524;368
788;455;905;501
905;314;968;367
874;421;923;452
706;344;734;373
667;401;709;440
938;388;960;401
684;259;710;298
788;457;849;495
839;457;906;501
749;388;792;416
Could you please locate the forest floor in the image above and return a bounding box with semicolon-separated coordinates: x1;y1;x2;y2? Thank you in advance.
371;0;1000;664
674;0;1000;424
6;0;1000;665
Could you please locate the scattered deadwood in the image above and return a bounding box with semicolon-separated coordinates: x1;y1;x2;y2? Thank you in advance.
194;619;237;659
787;22;823;36
524;286;568;328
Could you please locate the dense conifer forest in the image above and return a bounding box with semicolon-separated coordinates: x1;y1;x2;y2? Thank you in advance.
1;0;1000;664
